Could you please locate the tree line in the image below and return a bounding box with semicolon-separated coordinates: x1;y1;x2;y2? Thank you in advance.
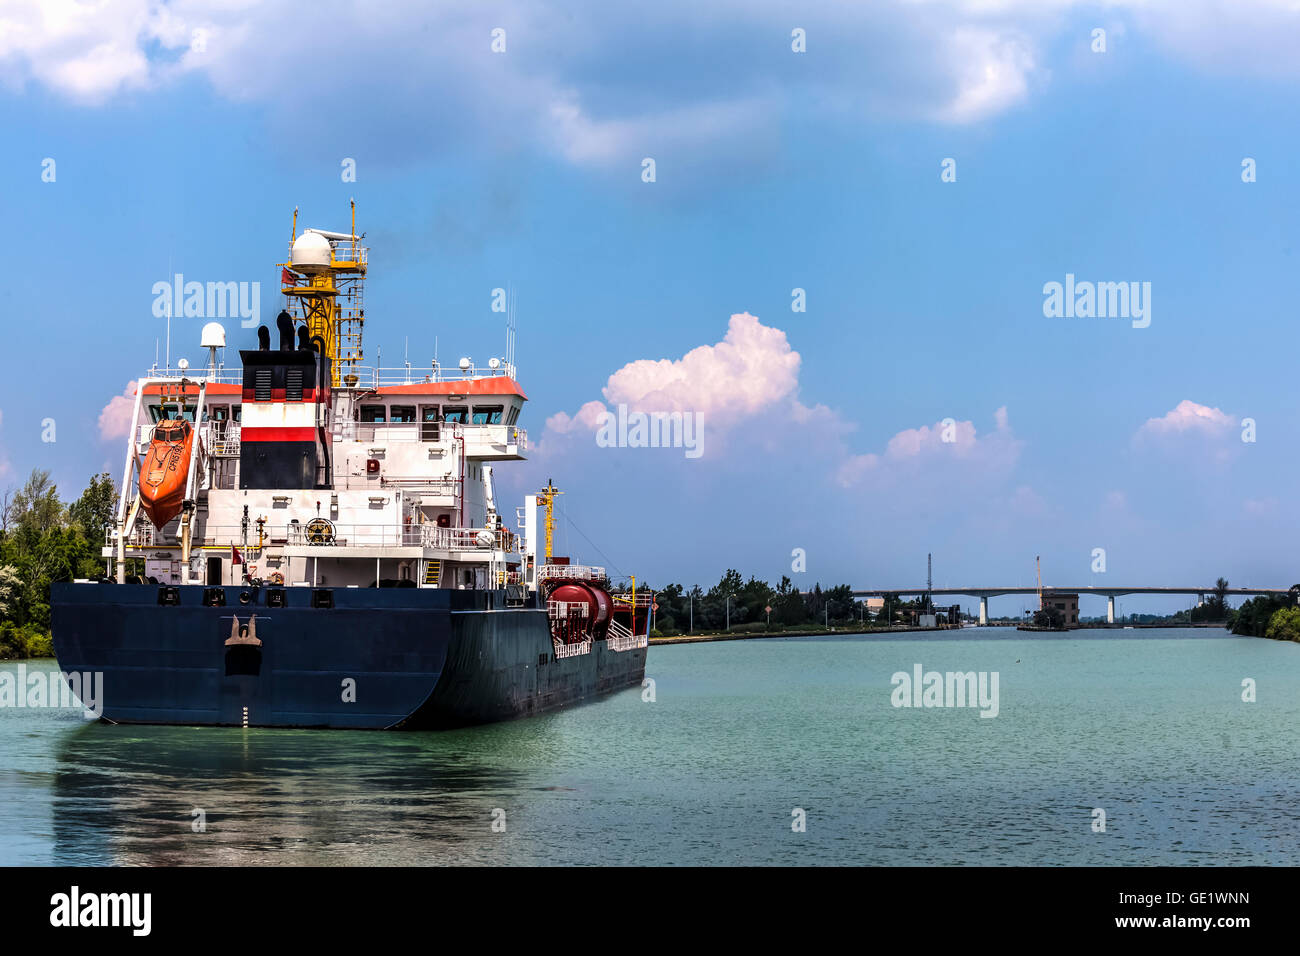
643;569;941;636
1;468;116;659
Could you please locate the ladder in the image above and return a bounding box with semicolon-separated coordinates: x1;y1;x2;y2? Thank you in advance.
424;559;441;587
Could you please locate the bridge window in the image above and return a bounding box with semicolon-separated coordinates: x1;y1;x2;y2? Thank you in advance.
359;405;386;423
390;405;417;423
443;406;468;424
472;405;503;425
505;405;519;426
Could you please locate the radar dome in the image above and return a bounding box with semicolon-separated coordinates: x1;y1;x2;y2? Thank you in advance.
200;322;226;348
291;231;332;272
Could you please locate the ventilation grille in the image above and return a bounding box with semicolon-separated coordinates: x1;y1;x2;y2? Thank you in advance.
254;368;273;401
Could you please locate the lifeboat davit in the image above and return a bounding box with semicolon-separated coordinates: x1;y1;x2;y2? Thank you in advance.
139;418;194;529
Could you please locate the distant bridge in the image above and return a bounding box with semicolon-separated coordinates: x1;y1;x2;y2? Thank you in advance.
850;586;1296;624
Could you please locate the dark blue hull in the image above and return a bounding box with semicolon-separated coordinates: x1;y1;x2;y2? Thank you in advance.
50;583;647;730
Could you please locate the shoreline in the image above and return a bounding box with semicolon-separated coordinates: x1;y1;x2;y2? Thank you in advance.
650;621;1232;645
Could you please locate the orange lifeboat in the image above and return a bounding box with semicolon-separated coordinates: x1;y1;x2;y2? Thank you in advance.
139;418;194;529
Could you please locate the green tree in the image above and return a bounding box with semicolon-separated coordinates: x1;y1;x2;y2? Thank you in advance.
10;469;63;539
69;472;117;539
1265;607;1300;642
0;565;19;619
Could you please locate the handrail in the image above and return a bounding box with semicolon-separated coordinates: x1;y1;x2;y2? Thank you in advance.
538;564;606;583
554;640;592;659
547;600;590;619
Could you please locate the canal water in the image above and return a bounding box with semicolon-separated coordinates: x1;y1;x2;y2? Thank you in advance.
2;627;1297;865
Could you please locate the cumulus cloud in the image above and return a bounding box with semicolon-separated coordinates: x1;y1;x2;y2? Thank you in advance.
6;2;1298;166
836;406;1023;487
545;400;608;436
0;0;183;101
1135;399;1236;439
98;381;138;441
533;311;847;464
601;312;799;423
933;26;1038;123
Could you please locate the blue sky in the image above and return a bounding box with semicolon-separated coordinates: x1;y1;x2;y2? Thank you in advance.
1;1;1298;615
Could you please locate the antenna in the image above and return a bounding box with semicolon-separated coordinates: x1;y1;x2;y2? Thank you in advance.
505;282;517;373
165;253;172;369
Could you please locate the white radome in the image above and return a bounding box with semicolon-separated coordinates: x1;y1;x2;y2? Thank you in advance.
200;322;226;348
475;530;495;548
290;231;332;272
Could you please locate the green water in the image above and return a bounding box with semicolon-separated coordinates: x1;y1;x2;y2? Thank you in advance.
2;628;1298;865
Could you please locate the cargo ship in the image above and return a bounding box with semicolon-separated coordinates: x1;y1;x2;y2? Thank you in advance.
51;205;649;729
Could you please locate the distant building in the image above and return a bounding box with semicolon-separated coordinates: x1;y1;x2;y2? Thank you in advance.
1041;590;1079;626
864;597;885;614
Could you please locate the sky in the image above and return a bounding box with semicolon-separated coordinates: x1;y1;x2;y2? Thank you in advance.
1;0;1298;616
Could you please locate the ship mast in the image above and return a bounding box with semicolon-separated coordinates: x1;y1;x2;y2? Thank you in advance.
538;479;563;563
280;200;367;387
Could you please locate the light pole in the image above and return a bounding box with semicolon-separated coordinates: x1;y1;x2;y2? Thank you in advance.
689;590;693;633
725;594;731;631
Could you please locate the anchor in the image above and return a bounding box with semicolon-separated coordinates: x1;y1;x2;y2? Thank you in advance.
224;614;263;647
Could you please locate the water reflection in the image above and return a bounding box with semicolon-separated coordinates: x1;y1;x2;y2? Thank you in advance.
52;720;541;866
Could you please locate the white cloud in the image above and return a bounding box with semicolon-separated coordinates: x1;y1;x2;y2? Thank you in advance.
1135;399;1236;439
0;0;176;101
601;312;799;423
837;406;1023;487
933;26;1038;123
98;381;137;441
6;2;1298;166
533;311;848;464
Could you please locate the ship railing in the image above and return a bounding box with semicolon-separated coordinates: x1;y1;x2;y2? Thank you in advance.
330;475;461;494
611;591;654;608
553;640;592;659
284;241;369;266
107;524;159;547
537;564;606;584
110;521;506;552
144;366;243;385
606;620;648;651
280;522;427;548
547;600;590;620
203;421;241;457
419;525;507;552
332;420;525;450
348;363;519;389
